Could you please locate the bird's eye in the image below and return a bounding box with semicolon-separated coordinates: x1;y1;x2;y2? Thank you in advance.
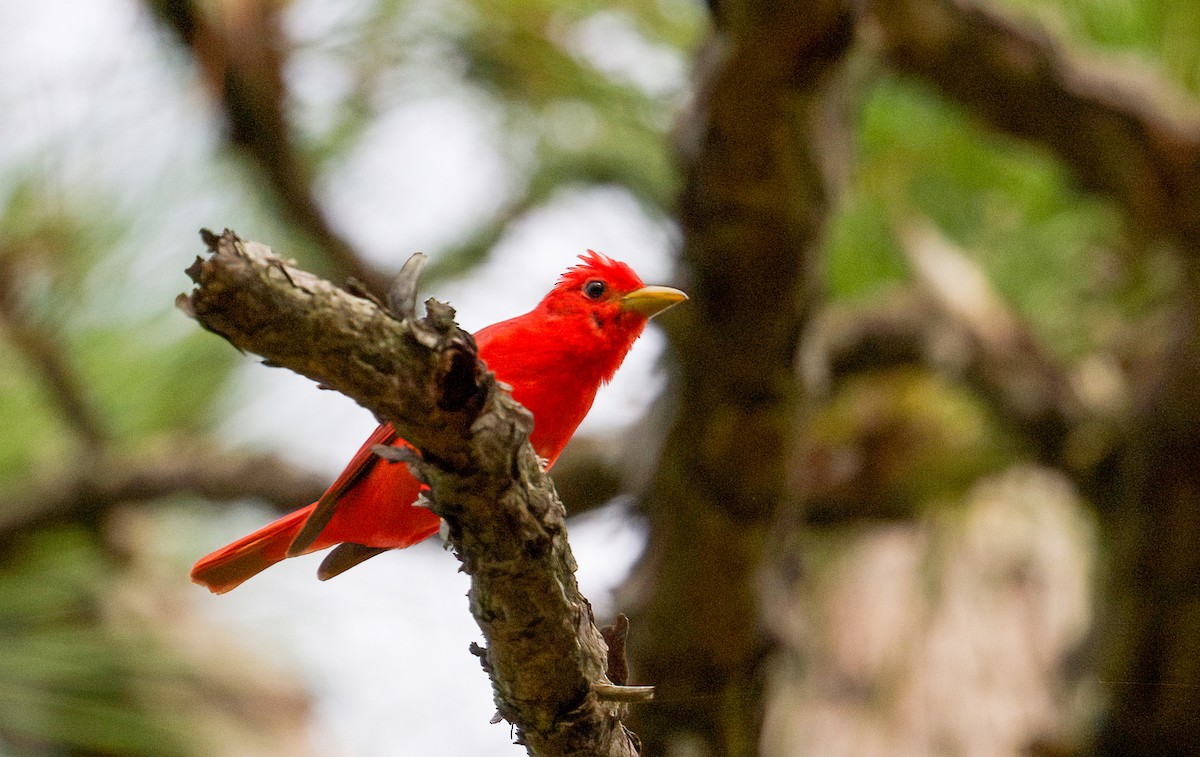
583;279;606;299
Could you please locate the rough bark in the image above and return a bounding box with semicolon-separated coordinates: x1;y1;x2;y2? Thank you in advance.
180;229;642;757
620;3;854;754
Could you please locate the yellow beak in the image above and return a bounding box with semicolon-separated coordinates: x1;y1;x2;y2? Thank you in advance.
621;285;688;318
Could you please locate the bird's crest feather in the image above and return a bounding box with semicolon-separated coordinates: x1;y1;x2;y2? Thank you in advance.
553;250;644;294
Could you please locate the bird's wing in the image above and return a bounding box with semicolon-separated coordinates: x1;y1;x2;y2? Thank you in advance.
287;422;399;556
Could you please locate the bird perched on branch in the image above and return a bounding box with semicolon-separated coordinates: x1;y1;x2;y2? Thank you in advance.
191;251;686;593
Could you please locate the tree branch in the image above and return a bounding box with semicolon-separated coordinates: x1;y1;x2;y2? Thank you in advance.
145;0;393;295
179;229;642;756
0;442;328;536
0;256;110;447
899;221;1085;462
864;0;1200;247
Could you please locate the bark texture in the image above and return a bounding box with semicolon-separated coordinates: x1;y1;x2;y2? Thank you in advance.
181;229;641;757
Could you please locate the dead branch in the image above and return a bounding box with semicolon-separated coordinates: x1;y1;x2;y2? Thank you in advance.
179;229;644;757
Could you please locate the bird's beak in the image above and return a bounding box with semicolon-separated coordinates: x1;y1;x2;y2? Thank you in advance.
621;285;688;318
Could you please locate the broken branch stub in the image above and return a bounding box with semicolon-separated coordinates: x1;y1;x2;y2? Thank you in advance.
387;251;429;319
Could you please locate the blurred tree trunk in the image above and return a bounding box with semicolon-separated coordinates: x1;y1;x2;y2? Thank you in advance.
1095;258;1200;756
620;3;854;754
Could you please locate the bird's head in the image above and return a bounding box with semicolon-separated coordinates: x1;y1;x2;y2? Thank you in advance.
544;249;686;327
537;250;687;380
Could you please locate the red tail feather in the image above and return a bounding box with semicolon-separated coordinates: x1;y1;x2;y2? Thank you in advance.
190;505;316;594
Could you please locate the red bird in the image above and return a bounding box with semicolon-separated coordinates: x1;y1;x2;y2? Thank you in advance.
191;251;686;593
